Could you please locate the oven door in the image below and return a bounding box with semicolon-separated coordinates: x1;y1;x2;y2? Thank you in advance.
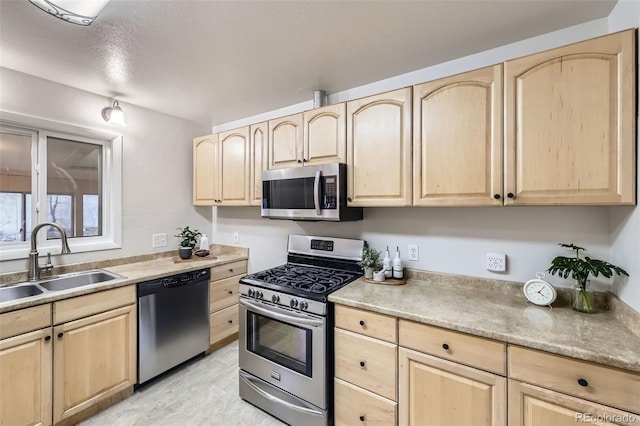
239;297;327;409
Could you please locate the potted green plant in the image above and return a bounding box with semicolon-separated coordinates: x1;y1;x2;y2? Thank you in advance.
547;243;628;313
358;246;381;279
175;226;202;259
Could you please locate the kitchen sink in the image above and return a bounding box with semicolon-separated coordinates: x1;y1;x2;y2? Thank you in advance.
38;270;124;292
0;284;44;303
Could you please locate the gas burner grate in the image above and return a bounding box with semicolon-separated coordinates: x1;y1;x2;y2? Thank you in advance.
243;264;360;295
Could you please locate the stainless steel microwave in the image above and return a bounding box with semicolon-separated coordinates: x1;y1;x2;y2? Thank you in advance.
261;163;363;221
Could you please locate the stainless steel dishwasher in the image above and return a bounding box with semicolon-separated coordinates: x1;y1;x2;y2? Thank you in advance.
137;268;210;385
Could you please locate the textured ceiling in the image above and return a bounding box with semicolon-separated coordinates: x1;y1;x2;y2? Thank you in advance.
0;0;617;126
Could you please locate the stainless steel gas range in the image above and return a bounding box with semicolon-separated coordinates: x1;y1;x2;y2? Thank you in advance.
238;235;364;426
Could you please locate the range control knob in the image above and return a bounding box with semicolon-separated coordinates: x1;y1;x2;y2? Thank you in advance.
290;299;298;308
248;289;255;297
255;290;263;299
272;294;280;303
299;301;309;311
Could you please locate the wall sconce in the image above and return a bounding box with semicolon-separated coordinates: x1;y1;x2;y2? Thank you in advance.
102;100;126;126
28;0;110;26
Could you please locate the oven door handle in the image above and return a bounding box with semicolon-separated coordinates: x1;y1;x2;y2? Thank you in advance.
313;170;321;216
240;298;324;327
239;371;325;418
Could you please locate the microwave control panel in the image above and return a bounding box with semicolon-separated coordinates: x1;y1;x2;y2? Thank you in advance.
323;176;337;209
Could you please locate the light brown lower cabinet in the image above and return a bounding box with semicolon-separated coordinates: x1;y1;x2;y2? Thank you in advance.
334;378;397;426
0;328;53;426
208;261;246;350
52;304;136;423
398;347;507;426
508;380;638;426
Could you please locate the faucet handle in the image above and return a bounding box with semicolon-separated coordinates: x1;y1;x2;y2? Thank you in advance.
45;252;54;271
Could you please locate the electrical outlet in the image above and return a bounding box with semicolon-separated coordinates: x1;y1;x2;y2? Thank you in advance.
408;244;419;261
486;252;506;272
233;232;239;244
152;233;167;248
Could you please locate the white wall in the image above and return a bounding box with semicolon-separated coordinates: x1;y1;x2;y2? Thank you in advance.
608;0;640;311
213;15;640;312
0;68;212;273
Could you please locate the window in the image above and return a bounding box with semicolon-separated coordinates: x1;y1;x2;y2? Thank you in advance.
0;117;122;260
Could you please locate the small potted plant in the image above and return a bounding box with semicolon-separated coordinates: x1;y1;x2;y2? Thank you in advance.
358;246;381;279
547;243;628;313
175;226;202;259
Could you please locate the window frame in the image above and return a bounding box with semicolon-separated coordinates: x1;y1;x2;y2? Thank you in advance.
0;113;122;261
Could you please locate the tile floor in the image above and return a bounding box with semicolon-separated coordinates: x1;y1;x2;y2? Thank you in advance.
80;341;285;426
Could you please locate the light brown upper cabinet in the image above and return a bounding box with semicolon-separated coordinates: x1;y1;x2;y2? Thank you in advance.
193;134;219;206
218;127;251;205
413;65;503;206
504;29;636;205
268;113;304;169
250;122;268;206
303;103;347;166
347;88;413;206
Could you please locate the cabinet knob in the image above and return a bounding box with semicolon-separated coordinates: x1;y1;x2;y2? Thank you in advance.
229;268;234;273
577;378;589;387
493;194;501;200
442;343;449;350
228;290;233;294
359;361;366;368
228;320;233;324
507;193;515;199
57;332;64;338
297;159;302;164
44;335;51;341
347;197;353;202
359;320;365;326
303;159;308;163
359;415;365;422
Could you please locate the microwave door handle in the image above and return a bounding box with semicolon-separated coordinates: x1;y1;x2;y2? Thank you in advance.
313;170;321;216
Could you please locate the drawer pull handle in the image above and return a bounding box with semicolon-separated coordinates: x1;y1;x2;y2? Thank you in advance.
57;332;64;338
359;361;365;368
442;343;449;350
359;320;365;326
359;415;365;422
577;378;589;387
44;335;51;341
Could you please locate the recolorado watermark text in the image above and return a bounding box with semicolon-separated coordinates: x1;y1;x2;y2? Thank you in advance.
576;413;637;423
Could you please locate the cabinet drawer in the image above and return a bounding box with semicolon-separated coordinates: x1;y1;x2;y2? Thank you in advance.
399;319;506;375
210;304;239;345
509;345;640;414
335;328;397;400
335;304;397;343
0;304;51;340
53;286;135;325
210;277;239;312
335;378;397;426
210;261;247;282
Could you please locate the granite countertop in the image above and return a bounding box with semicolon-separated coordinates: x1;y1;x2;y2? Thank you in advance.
328;274;640;373
0;250;247;314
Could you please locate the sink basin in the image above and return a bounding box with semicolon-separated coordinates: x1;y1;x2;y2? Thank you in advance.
0;284;44;303
38;270;124;292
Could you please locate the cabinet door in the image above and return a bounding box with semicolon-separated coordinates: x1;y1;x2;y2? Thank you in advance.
304;103;346;166
193;135;219;205
347;88;412;206
0;329;52;426
53;305;136;423
218;127;250;205
250;121;268;206
414;65;503;206
505;29;636;205
268;113;303;169
398;347;506;426
509;380;637;426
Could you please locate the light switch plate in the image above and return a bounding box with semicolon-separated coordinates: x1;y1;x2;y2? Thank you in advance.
152;233;167;248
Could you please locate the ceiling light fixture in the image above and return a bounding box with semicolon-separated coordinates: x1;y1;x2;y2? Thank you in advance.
28;0;110;26
102;100;126;126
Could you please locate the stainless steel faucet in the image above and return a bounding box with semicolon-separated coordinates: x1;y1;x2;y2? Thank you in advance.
28;222;71;281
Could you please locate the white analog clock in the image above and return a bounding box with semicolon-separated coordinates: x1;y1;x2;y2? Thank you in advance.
523;272;557;307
